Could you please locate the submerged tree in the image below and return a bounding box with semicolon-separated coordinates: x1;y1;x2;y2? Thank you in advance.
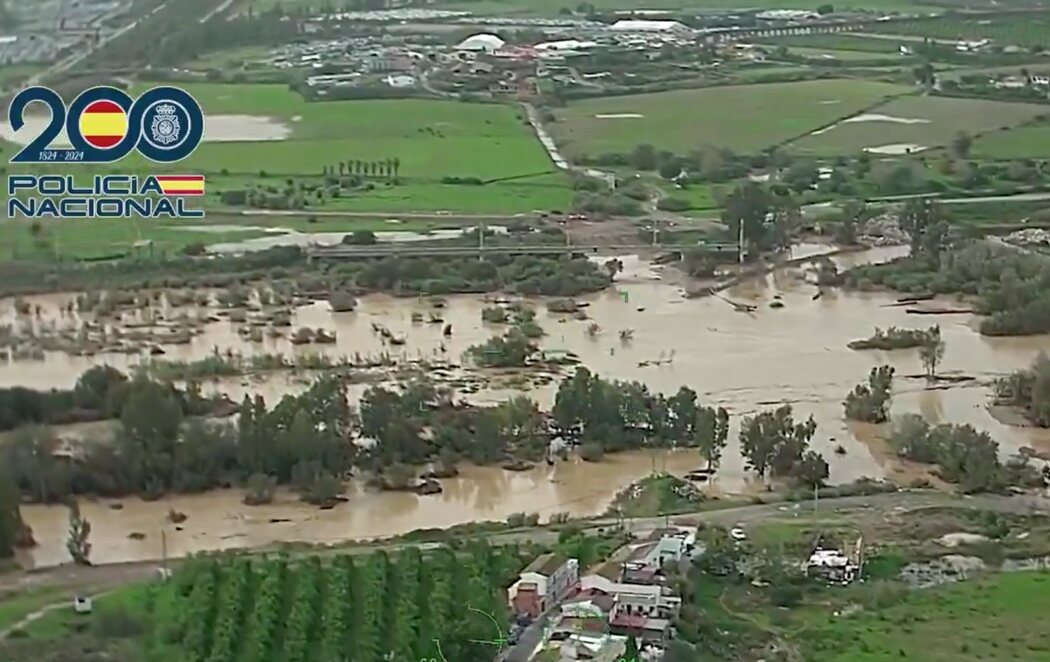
919;325;946;379
66;501;92;565
844;365;895;423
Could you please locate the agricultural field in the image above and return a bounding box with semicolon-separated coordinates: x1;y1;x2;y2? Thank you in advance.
0;543;525;662
972;120;1050;159
550;79;910;156
801;572;1050;660
4;82;570;214
886;13;1050;49
789;94;1049;155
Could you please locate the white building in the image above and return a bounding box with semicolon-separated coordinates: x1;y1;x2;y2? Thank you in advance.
456;33;506;53
534;39;599;52
756;10;820;21
609;20;690;35
508;553;580;617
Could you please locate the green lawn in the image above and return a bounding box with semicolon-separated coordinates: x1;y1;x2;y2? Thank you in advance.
973;121;1050;159
886;14;1050;49
789;95;1049;155
0;586;70;632
551;79;910;156
801;571;1050;660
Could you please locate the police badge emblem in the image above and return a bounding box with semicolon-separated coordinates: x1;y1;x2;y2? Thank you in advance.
150;103;181;146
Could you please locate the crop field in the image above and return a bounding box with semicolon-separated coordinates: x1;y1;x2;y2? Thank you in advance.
973;120;1050;159
800;571;1050;660
550;79;910;156
4;543;524;662
885;14;1050;49
789;95;1049;155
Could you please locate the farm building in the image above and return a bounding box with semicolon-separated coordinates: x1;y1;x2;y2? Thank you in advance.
609;20;691;35
456;33;506;53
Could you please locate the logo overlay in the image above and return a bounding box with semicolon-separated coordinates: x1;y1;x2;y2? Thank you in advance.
6;85;206;219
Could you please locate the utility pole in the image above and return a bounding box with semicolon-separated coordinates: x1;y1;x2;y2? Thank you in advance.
813;483;819;514
738;217;745;265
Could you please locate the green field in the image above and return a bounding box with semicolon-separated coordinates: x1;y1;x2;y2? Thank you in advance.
551;79;910;156
5;82;571;214
973;121;1050;159
789;95;1049;155
0;212;487;260
787;47;906;62
761;34;906;54
801;571;1050;660
887;14;1050;49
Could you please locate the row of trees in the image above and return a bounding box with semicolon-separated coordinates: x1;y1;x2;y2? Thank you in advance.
165;542;521;662
888;415;1043;493
551;368;731;464
0;364;227;433
323;158;401;179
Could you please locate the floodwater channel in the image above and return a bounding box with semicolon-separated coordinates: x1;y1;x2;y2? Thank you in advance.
8;245;1050;567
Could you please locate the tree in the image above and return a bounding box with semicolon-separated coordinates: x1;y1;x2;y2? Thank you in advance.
628;143;658;171
919;325;945;379
0;472;31;557
67;501;91;565
624;635;641;661
844;365;894;423
739;405;816;480
722;181;772;255
695;406;729;471
816;3;834;14
835;199;865;245
899;199;948;265
794;450;829;488
243;473;277;505
951;131;973;159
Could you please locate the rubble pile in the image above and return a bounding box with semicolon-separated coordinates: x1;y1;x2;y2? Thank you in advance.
858;213;909;247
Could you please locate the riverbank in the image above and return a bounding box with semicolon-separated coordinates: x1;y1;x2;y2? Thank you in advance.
6;490;1043;588
4;244;1050;568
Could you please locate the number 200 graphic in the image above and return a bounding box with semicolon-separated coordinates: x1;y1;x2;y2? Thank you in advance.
8;85;205;164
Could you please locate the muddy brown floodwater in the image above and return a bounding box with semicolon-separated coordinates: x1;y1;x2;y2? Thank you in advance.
9;245;1050;567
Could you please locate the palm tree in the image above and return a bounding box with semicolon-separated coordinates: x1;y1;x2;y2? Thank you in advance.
338;161;345;176
392;157;400;178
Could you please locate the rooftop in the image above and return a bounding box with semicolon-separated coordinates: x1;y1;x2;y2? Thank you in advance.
523;552;570;576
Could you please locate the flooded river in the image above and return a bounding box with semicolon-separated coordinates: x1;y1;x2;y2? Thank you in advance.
9;245;1050;567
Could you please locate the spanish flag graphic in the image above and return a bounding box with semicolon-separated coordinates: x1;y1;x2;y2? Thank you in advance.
155;175;205;196
78;100;128;149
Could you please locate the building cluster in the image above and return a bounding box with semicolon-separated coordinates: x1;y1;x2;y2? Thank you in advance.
0;0;124;66
507;526;699;660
